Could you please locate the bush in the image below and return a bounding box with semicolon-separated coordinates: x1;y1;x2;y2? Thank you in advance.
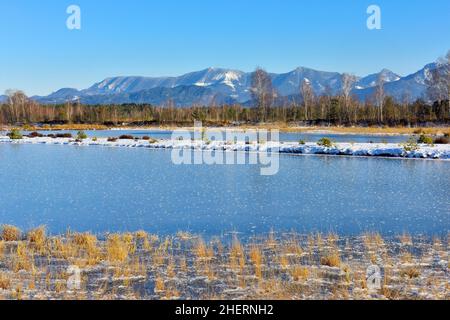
92;137;98;142
7;129;23;140
119;135;134;140
434;136;450;144
317;137;333;147
299;140;306;145
142;136;150;140
28;131;43;138
56;133;72;138
77;131;87;140
107;137;118;142
417;134;434;145
402;137;419;152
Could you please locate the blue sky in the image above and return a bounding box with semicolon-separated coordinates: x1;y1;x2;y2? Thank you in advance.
1;0;449;96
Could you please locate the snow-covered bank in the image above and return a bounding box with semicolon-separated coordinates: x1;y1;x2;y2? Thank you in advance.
1;136;449;159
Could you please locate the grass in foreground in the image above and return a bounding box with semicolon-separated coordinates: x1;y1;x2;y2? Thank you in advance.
0;226;448;300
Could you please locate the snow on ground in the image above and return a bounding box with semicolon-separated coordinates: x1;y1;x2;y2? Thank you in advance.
1;136;449;160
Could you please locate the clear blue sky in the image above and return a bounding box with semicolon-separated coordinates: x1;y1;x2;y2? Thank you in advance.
1;0;449;96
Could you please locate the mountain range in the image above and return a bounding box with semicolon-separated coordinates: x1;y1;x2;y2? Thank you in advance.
26;62;444;107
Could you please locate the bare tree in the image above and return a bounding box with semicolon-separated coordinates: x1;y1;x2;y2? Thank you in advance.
341;73;357;122
5;90;28;123
375;73;385;123
300;79;314;121
251;68;273;122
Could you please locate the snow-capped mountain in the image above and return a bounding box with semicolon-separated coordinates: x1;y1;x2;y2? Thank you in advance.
29;62;446;106
272;67;343;96
355;69;401;89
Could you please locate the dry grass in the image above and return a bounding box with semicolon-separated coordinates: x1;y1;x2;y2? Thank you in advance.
28;124;108;131
193;239;214;261
27;226;47;253
0;272;11;290
0;226;447;300
106;234;128;263
290;266;309;281
320;253;341;268
1;225;21;242
249;245;263;279
0;241;4;260
13;242;34;272
401;267;420;279
399;233;413;246
154;276;165;293
302;126;450;135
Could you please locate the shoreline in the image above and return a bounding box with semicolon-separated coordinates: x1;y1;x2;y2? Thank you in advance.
1;136;449;160
1;124;449;136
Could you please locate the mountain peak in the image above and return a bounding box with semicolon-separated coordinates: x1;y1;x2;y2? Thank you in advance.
30;62;438;106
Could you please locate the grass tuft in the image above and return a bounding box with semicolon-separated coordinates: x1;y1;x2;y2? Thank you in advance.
1;225;22;242
320;253;341;267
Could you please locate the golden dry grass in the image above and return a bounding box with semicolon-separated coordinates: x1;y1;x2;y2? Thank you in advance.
1;225;21;242
401;267;420;279
249;245;263;279
106;234;128;263
0;272;11;290
320;253;341;267
28;124;109;131
291;266;309;281
0;225;447;300
13;242;34;272
27;226;47;253
0;241;4;260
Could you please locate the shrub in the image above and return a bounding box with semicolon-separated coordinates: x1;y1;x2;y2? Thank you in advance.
56;133;72;138
299;140;306;145
317;137;333;147
28;131;43;138
77;130;87;140
107;137;118;142
434;136;449;144
1;225;22;241
119;135;134;140
142;136;150;140
7;129;23;140
417;134;433;145
92;137;98;142
402;137;419;152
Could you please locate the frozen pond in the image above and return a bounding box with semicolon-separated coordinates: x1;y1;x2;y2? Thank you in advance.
0;143;448;235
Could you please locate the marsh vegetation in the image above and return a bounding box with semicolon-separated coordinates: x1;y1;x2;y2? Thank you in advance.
0;225;447;300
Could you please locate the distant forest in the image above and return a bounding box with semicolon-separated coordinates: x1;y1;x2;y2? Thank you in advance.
0;98;448;127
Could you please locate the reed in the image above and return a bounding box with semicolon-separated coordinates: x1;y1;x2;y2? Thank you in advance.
1;225;21;242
